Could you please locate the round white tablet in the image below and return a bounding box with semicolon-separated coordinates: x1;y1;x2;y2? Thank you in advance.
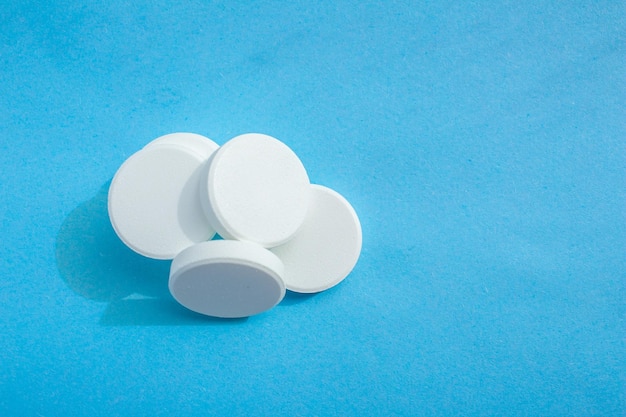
169;240;286;318
200;133;310;248
144;132;218;159
271;185;362;293
108;144;216;259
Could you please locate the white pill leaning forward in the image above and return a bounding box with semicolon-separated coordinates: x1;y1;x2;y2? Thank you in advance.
271;184;362;293
169;240;286;318
200;133;310;248
108;142;217;259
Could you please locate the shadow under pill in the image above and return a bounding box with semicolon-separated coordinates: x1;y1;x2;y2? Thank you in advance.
280;290;318;306
100;298;247;326
55;180;247;326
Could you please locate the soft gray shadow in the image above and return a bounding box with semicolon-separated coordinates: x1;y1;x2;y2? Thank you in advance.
56;180;247;326
280;290;318;306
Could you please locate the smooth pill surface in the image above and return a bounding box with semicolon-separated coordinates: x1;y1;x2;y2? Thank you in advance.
271;184;362;293
108;144;216;259
169;240;286;318
200;133;310;248
144;132;218;158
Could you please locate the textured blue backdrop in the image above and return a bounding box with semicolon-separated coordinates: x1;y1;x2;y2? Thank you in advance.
1;1;624;416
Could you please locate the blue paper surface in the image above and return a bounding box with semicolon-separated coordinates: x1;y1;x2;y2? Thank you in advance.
1;1;624;415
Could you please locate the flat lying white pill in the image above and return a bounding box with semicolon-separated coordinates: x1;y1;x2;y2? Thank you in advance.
271;185;362;293
169;240;286;318
108;144;216;259
200;133;310;248
144;132;218;158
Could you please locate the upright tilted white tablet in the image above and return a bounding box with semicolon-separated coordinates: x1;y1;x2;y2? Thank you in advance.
200;133;310;248
108;134;219;259
169;240;286;318
271;185;362;293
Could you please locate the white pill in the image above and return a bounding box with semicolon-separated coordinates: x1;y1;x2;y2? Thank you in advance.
108;143;216;259
271;185;362;293
169;240;286;318
143;132;218;159
200;133;311;248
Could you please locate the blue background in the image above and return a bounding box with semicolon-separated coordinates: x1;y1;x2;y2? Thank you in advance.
1;1;624;415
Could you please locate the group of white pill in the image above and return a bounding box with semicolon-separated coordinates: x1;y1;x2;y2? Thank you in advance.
108;133;362;318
